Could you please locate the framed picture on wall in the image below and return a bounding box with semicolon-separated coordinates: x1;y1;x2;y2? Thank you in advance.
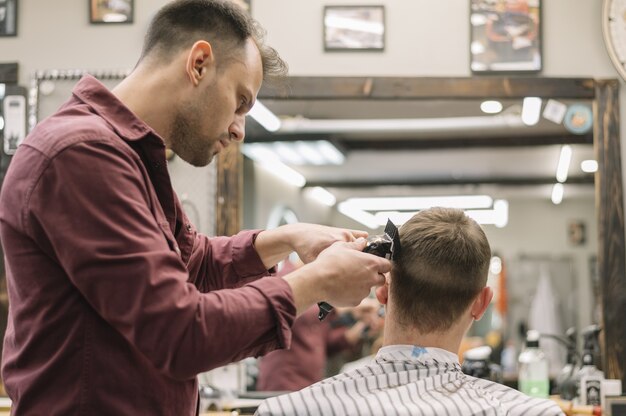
323;5;385;51
470;0;541;73
0;0;18;37
90;0;134;24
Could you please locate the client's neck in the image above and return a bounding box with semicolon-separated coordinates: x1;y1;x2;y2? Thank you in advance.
381;307;470;357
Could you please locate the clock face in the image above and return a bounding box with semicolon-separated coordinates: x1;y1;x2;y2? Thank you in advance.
603;0;626;81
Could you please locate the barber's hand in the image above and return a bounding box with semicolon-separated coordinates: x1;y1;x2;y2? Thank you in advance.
286;223;368;264
282;238;391;314
253;223;368;269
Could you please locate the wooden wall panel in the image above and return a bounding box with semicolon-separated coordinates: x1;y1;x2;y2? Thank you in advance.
594;79;626;386
215;142;242;237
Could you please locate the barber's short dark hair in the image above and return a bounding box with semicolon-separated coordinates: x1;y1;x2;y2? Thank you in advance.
391;207;491;333
140;0;287;79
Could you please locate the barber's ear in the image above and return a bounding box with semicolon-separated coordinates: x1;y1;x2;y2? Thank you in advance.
470;287;493;321
186;40;214;86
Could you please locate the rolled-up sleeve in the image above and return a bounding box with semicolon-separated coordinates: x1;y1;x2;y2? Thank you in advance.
25;140;295;379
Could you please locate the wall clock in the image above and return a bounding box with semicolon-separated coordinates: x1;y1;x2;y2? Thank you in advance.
603;0;626;81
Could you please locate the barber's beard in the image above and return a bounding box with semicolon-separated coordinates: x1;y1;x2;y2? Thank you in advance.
170;110;214;167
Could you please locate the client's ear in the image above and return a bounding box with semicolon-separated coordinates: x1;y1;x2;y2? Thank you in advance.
470;287;493;321
375;279;389;305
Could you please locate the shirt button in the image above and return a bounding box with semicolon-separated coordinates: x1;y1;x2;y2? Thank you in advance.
185;224;192;232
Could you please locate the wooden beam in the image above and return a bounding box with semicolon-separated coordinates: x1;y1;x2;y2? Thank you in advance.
594;79;626;388
261;76;596;100
343;135;593;151
245;133;593;150
215;142;242;237
304;175;594;188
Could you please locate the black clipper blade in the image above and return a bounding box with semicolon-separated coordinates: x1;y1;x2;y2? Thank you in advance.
318;219;400;321
384;219;400;261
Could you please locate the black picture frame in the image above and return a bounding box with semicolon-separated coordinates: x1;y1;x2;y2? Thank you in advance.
90;0;134;24
323;5;385;52
469;0;542;73
0;0;18;37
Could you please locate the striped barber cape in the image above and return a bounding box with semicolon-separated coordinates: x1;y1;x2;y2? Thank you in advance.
255;345;565;416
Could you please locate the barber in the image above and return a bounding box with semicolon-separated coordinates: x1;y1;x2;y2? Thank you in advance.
0;1;390;414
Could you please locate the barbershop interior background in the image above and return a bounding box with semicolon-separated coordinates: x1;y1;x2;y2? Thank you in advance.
2;0;626;404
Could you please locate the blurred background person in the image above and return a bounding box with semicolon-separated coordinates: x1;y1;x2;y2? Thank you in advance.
256;259;383;392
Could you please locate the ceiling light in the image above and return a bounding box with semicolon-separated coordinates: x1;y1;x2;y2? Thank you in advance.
248;100;281;132
556;145;572;183
340;196;508;230
581;159;598;173
242;142;279;163
489;256;502;275
277;114;524;134
480;100;503;114
338;201;379;229
241;143;305;187
470;13;488;26
261;163;305;187
243;141;344;166
370;200;508;228
521;97;542;126
495;200;508;228
317;141;345;164
295;141;326;165
273;142;305;165
471;41;486;55
551;183;564;205
344;195;493;211
305;187;337;207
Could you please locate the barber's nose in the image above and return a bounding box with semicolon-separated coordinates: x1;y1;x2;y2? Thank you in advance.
229;116;245;142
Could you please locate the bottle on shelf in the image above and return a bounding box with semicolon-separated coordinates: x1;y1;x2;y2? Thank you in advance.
518;329;550;398
575;325;604;406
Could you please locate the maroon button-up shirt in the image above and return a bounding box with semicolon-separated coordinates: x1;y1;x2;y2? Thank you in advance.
0;76;296;415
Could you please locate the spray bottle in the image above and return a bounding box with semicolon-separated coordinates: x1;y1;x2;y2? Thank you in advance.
555;327;580;400
575;325;604;406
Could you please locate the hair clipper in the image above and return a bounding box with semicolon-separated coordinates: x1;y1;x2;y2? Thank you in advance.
317;219;399;321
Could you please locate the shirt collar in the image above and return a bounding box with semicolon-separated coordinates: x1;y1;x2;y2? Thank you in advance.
376;344;460;365
72;75;156;142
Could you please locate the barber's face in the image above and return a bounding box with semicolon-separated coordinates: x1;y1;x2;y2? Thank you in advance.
171;39;263;167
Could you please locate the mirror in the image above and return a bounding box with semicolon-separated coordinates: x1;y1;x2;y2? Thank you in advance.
243;76;624;388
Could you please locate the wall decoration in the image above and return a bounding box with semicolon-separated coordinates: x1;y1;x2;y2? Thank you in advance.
0;0;18;37
568;220;586;246
563;104;593;135
90;0;133;24
470;0;541;73
542;99;567;125
3;94;26;155
323;5;385;51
